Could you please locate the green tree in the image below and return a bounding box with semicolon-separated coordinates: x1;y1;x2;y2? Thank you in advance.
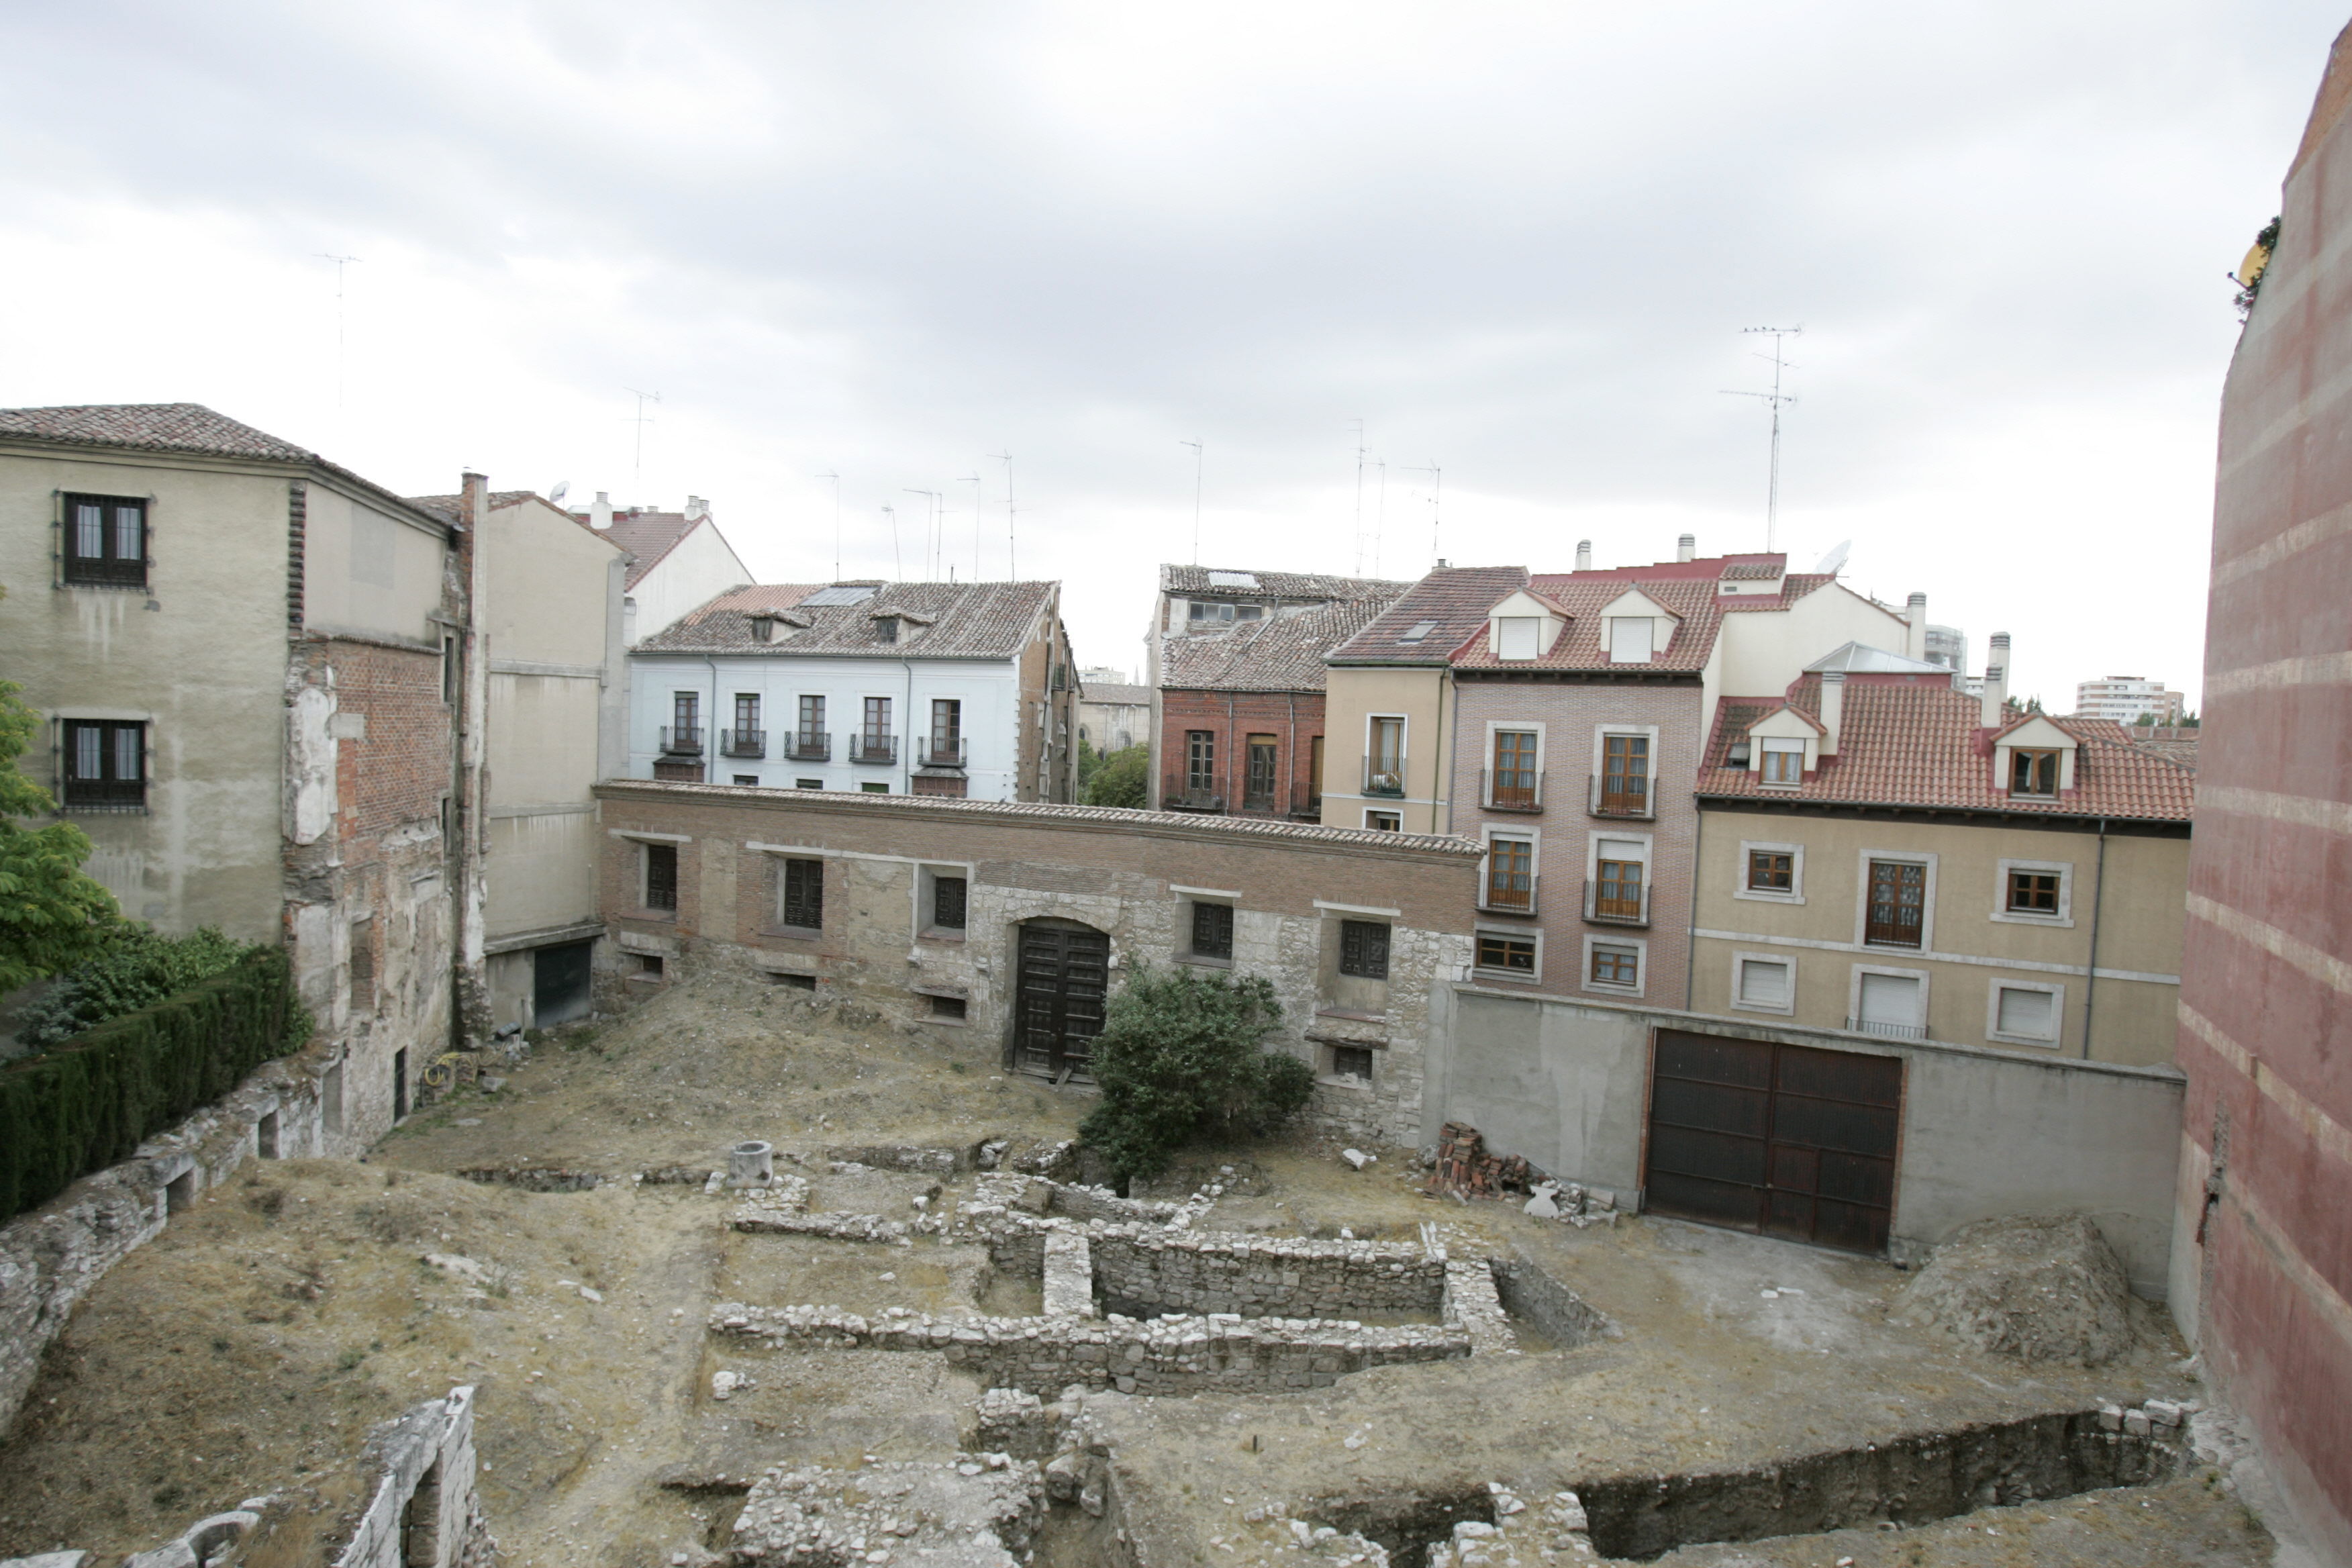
0;680;124;993
1075;736;1104;792
1078;963;1316;1187
1083;744;1149;809
17;926;253;1050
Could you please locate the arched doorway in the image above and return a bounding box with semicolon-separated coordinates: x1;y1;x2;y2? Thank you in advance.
1014;918;1110;1080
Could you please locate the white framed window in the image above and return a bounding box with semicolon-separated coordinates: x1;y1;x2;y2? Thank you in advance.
1581;933;1647;995
1585;830;1653;926
1990;859;2074;926
916;863;974;940
1730;951;1796;1014
1364;714;1407;795
1735;840;1805;903
1473;926;1542;982
1482;720;1546;810
1480;826;1539;915
1363;808;1402;832
1854;849;1938;953
1496;616;1543;660
1590;724;1659;818
1758;739;1806;785
1848;964;1930;1040
1986;979;2065;1047
1607;616;1654;664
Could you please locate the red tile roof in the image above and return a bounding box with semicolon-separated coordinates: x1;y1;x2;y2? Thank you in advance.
1324;566;1531;665
1163;590;1410;692
1159;565;1408;600
1696;677;2196;822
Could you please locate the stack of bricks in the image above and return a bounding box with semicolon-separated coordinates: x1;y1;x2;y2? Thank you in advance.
1427;1123;1538;1199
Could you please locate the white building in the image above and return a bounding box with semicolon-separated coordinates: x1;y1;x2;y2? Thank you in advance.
2073;675;2186;725
570;491;752;645
627;580;1077;802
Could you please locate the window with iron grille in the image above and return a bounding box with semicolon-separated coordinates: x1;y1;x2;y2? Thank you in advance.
1747;850;1794;892
1475;932;1536;974
933;874;968;930
62;493;146;587
1191;900;1234;960
1244;735;1278;806
2007;869;2061;914
1593;854;1643;920
1338;919;1390;979
1491;730;1537;807
781;857;824;929
1186;730;1216;793
643;842;678;912
1485;836;1534;912
2010;748;2060;797
1331;1045;1373;1081
1866;860;1926;947
1589;944;1639;987
1600;734;1649;813
62;720;146;810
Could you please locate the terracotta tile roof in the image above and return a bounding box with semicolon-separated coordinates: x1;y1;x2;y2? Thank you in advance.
1325;566;1530;665
2127;734;2202;770
1081;682;1154;706
566;509;718;589
404;489;563;526
1453;575;1726;672
1160;565;1409;601
1719;560;1786;580
1163;590;1410;691
638;580;1057;660
1695;678;2196;822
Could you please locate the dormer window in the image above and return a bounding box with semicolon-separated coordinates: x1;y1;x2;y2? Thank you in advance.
875;616;899;644
1608;617;1655;664
1759;740;1804;784
749;616;775;642
1496;617;1543;660
2010;748;2060;797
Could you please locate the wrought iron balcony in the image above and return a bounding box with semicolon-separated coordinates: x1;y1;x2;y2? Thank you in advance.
1482;768;1545;814
1479;871;1538;916
920;737;968;769
720;728;767;758
786;730;832;761
1583;879;1648;926
1362;759;1407;798
659;726;703;756
850;733;898;764
1289;785;1322;821
1163;773;1224;812
1589;773;1655;820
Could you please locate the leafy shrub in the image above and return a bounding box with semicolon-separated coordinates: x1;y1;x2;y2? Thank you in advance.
1078;963;1315;1186
16;926;253;1052
1083;744;1149;809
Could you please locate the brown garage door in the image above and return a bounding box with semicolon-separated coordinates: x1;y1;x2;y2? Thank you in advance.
1643;1028;1903;1255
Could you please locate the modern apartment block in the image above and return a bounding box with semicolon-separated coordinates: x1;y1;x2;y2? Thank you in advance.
2073;675;2188;726
627;580;1078;803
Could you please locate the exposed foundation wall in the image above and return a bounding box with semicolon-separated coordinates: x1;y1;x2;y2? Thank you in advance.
1430;984;2185;1295
1091;1229;1445;1319
332;1385;491;1568
593;783;1481;1146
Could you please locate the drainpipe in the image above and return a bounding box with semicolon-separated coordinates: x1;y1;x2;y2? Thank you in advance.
1287;691;1299;818
1684;805;1703;1010
705;656;721;783
2081;818;2108;1059
1226;691;1237;812
901;657;916;793
1435;673;1453;834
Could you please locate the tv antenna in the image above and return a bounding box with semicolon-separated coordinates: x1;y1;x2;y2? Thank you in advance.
905;489;941;579
816;471;842;578
1720;325;1801;551
957;474;983;580
882;504;901;579
1373;458;1387;577
1179;439;1204;564
624;388;662;489
1349;420;1368;575
1401;462;1442;570
315;253;361;411
989;451;1016;577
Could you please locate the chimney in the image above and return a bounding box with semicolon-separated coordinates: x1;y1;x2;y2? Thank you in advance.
1677;533;1696;563
1981;632;2011;728
1575;539;1593;571
589;490;614;530
1818;669;1843;755
685;495;709;522
1904;592;1928;661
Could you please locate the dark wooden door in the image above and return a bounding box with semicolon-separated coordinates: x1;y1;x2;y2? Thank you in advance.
533;940;593;1026
1016;923;1110;1078
1644;1029;1903;1255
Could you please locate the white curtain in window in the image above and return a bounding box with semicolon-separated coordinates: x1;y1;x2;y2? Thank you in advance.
113;727;140;781
76;503;104;558
75;726;100;780
1738;959;1790;1006
113;505;140;560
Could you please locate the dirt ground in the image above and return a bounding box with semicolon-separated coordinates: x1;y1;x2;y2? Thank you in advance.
0;975;2286;1567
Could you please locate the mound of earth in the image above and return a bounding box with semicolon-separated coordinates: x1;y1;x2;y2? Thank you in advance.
1895;1214;2135;1367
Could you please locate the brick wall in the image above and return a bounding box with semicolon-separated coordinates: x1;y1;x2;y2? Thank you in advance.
592;783;1481;1144
1158;687;1326;819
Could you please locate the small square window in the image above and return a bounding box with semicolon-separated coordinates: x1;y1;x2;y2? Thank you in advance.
642;842;679;912
1994;985;2058;1041
2010;748;2061;797
1589;944;1639;987
62;493;147;587
934;874;968;931
780;857;824;930
62;719;146;811
1331;1045;1374;1081
1364;810;1402;832
2007;870;2061;914
861;781;889;793
1475;932;1536;974
1747;850;1794;892
1191;900;1234;960
1759;741;1804;784
928;993;968;1020
1736;957;1792;1008
734;775;759;786
796;778;824;790
635;952;665;978
1338;920;1390;979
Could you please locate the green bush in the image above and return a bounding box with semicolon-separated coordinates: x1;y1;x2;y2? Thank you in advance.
1083;745;1149;809
1077;963;1316;1187
0;945;312;1220
17;926;252;1052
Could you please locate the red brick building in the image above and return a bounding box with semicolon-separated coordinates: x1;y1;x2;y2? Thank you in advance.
2175;27;2352;1559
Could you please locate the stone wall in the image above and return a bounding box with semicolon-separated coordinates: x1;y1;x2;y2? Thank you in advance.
1487;1253;1613;1349
710;1303;1471;1397
330;1386;492;1568
592;782;1482;1146
0;1043;332;1437
1092;1230;1445;1320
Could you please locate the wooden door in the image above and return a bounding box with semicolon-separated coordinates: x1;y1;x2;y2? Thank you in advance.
1016;923;1111;1078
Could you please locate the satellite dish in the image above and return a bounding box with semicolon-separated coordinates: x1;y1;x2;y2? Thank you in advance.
1814;540;1852;576
548;480;572;509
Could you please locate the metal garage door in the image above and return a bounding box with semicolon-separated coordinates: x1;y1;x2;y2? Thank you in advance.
1014;922;1110;1080
1643;1028;1903;1255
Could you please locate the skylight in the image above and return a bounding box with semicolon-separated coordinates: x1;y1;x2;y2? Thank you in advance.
1395;620;1438;644
1206;571;1259;589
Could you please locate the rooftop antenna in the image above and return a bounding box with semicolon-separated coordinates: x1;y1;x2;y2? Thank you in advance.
957;474;983;579
1373;458;1387;577
314;253;361;412
1719;325;1801;552
882;504;901;579
905;489;940;578
816;471;842;579
1179;439;1204;564
989;451;1016;577
1349;419;1368;575
1400;463;1442;571
624;387;662;490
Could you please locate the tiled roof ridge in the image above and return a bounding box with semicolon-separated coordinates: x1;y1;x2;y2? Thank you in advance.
1161;591;1408;691
639;579;1059;660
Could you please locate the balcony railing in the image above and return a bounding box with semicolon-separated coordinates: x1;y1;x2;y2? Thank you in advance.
920;737;968;769
1479;871;1538;916
1589;774;1654;819
61;778;147;812
660;725;704;756
1363;759;1407;797
1289;785;1322;821
1846;1016;1928;1041
720;728;767;758
850;733;899;765
1583;879;1648;926
786;730;832;761
1163;773;1224;812
1482;768;1545;813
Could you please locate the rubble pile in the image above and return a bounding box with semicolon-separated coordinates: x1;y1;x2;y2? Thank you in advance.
727;1456;1046;1567
1425;1124;1538;1199
1424;1485;1595;1567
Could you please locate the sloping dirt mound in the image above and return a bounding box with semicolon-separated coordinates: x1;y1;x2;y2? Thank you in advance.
1894;1214;2136;1367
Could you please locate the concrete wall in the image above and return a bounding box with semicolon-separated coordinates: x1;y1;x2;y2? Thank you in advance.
1320;665;1456;834
593;782;1481;1144
299;483;449;646
2172;22;2352;1559
1430;985;2184;1295
1689;805;2188;1067
624;518;748;644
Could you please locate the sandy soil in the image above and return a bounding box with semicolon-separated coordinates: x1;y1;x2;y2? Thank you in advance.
0;974;2279;1567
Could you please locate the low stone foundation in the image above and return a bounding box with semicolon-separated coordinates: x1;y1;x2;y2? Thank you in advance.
1093;1228;1444;1320
1042;1232;1097;1318
730;1456;1046;1567
331;1387;493;1568
730;1175;918;1244
1487;1255;1614;1349
1440;1259;1515;1354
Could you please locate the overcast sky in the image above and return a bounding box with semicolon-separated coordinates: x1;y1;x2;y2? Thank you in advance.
3;3;2341;703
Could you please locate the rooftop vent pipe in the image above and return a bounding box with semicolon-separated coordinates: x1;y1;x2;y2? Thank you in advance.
589;491;614;530
1982;632;2012;728
1575;540;1593;571
1677;534;1696;562
1905;592;1928;662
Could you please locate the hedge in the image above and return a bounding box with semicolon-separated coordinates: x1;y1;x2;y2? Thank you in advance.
0;946;311;1222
